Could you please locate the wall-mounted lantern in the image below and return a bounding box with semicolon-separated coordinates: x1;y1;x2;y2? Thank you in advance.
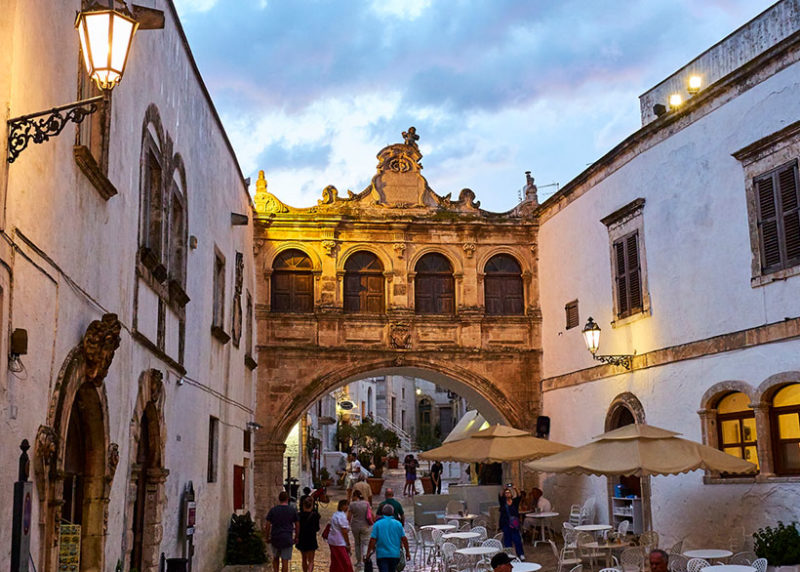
7;1;163;163
581;317;634;370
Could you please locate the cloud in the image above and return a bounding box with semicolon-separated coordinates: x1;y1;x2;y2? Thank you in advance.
176;0;777;212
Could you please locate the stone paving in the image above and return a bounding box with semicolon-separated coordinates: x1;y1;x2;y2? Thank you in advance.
280;468;559;572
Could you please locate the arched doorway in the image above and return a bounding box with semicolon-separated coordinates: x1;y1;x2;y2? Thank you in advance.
605;392;651;532
124;369;168;572
34;314;122;572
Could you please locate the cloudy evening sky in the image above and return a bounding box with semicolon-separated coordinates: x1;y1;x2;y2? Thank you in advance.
173;0;776;212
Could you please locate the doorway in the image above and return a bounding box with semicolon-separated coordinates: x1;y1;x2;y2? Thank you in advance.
605;393;651;533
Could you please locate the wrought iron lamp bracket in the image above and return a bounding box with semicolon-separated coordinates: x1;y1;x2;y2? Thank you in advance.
7;95;104;163
592;353;633;370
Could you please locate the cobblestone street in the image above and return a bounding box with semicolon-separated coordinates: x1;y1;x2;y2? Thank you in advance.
278;469;558;572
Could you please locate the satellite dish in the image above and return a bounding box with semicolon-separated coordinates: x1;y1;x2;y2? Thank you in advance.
338;400;355;411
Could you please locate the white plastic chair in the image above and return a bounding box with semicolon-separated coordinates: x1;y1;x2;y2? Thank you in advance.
617;520;630;536
618;547;645;572
577;531;605;571
419;527;437;564
472;525;488;543
445;500;465;515
730;552;756;565
403;523;419;563
440;542;457;572
687;558;710;572
549;539;582;572
751;558;767;572
639;530;659;553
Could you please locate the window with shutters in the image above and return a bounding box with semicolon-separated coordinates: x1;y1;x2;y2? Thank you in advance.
601;198;650;324
612;231;643;319
343;251;385;313
414;253;455;315
733;124;800;286
565;300;579;329
271;249;314;313
484;254;524;315
754;161;800;274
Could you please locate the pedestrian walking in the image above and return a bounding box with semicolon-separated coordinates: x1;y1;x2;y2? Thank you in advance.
348;489;373;570
265;491;299;572
377;489;404;525
296;497;321;572
365;504;411;572
326;499;354;572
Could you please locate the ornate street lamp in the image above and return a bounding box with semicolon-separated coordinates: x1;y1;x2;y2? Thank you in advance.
581;317;634;370
7;1;140;163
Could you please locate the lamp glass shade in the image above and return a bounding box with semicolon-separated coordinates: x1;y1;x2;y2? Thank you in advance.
76;9;138;90
668;93;683;108
582;318;601;355
688;75;702;93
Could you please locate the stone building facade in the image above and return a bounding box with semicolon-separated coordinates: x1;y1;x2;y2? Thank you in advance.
251;138;542;510
537;0;800;548
1;1;257;570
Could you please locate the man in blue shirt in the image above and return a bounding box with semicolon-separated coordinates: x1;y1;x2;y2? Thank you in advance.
365;505;411;572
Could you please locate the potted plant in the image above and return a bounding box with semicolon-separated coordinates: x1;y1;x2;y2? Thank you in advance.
754;521;800;572
420;471;434;494
353;418;401;495
319;467;332;487
223;512;268;571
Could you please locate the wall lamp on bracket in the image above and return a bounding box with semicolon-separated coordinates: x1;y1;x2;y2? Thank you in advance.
6;1;163;164
246;421;263;431
581;317;634;370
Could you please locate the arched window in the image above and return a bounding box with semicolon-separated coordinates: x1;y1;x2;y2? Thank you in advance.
271;249;313;313
484;254;524;315
344;251;384;313
717;392;758;471
771;383;800;475
415;253;455;314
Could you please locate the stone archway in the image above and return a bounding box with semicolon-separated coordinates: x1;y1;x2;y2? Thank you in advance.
604;392;652;532
252;132;542;514
34;314;122;572
123;369;169;572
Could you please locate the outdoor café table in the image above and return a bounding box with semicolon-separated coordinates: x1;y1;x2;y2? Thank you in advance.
575;524;613;538
445;513;480;525
525;511;559;546
702;566;755;572
442;531;481;547
511;562;542;572
683;549;734;562
456;546;501;572
421;524;457;531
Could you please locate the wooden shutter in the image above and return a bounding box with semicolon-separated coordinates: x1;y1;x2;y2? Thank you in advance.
233;465;245;511
614;231;643;318
779;165;800;263
565;300;579;329
484;254;524;315
757;173;781;271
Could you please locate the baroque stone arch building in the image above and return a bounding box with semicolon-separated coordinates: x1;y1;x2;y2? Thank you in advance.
252;132;542;507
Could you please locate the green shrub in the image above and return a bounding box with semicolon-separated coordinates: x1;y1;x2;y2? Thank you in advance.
225;512;267;565
753;521;800;565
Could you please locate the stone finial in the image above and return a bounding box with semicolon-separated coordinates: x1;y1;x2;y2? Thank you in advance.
524;171;538;205
253;170;289;214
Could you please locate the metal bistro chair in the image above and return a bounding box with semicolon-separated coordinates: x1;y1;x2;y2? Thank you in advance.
549;539;582;572
577;531;606;571
686;558;710;572
730;552;756;566
751;558;767;572
440;541;457;572
618;547;645;572
403;523;419;563
639;530;659;554
668;554;688;572
419;527;437;564
668;540;684;557
459;522;472;532
471;525;488;543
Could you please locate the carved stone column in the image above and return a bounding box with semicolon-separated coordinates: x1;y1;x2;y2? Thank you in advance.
751;403;774;478
254;439;287;517
698;408;720;478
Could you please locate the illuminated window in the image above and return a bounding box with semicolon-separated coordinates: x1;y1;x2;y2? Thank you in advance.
716;392;758;472
271;249;314;313
772;384;800;475
344;251;384;313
